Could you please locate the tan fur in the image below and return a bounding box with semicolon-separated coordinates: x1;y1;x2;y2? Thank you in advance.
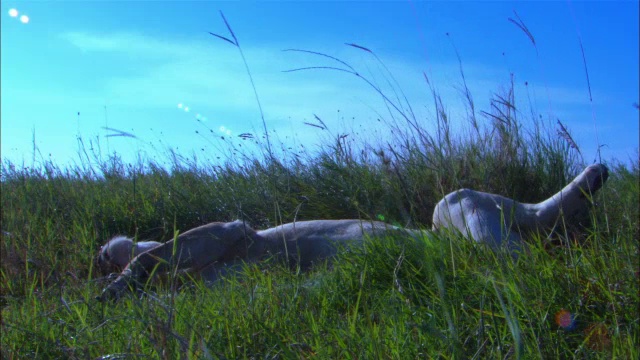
432;164;609;252
97;236;162;274
98;219;417;301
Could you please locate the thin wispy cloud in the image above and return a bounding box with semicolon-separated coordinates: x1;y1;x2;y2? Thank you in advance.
62;31;190;58
7;23;618;167
61;30;591;120
69;31;597;149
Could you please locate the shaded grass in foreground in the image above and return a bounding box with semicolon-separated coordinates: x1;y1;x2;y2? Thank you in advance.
1;225;637;358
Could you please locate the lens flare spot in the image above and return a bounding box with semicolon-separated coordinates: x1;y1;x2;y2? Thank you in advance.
20;15;29;24
555;309;576;330
184;107;190;112
219;126;226;132
177;103;183;109
8;8;18;17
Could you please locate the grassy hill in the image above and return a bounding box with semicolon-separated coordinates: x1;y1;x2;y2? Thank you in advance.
1;58;638;358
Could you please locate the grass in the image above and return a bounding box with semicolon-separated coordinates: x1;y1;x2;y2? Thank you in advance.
2;15;639;359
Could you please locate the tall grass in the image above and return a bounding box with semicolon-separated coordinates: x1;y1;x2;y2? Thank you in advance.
1;15;638;359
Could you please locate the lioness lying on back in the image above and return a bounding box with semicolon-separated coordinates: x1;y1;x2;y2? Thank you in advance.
432;163;609;252
97;219;417;301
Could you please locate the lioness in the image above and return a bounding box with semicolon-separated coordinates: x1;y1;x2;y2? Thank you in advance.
97;219;417;301
432;163;609;252
97;236;161;274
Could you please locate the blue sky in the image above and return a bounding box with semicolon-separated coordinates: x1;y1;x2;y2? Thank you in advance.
2;1;638;169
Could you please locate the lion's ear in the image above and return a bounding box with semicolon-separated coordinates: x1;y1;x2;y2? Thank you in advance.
228;219;257;238
231;219;252;228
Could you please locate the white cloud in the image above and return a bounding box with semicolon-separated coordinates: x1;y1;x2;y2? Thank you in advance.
61;31;194;58
52;30;607;162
